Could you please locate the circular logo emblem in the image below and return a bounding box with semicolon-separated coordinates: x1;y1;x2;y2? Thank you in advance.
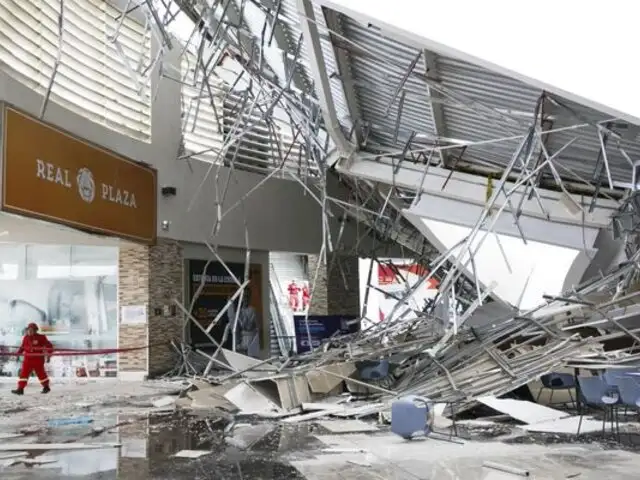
76;167;95;203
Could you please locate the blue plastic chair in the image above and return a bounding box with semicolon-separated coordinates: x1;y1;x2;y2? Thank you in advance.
603;368;638;385
357;360;390;381
536;373;576;408
391;395;433;440
576;375;619;437
602;369;638;415
613;376;640;408
610;376;640;443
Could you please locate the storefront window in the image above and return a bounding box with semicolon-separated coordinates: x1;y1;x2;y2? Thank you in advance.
0;244;118;378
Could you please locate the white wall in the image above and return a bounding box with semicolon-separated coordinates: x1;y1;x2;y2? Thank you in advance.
181;242;270;359
0;46;327;253
420;218;581;310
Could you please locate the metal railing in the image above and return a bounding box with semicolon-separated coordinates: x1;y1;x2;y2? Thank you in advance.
269;262;289;307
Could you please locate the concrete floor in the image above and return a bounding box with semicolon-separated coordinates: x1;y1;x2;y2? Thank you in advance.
292;433;640;480
1;380;640;479
0;412;310;479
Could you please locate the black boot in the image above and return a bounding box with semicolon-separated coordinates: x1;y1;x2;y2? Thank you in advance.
11;388;24;395
41;386;50;394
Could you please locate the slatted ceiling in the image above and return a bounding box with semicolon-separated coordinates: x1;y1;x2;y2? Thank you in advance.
0;0;151;140
222;93;271;169
222;89;311;173
180;51;225;163
335;16;437;149
543;98;640;184
80;0;151;130
66;8;133;86
178;15;313;175
0;4;54;90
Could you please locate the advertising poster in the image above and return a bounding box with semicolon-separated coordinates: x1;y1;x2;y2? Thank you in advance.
293;315;359;353
187;260;264;349
377;263;440;289
375;262;440;325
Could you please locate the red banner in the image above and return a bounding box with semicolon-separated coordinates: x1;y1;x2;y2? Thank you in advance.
377;263;439;289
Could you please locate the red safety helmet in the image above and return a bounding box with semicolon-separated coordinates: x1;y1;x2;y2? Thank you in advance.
27;323;39;331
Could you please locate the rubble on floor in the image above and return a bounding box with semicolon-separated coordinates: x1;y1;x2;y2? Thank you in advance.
161;301;640;426
1;383;640;479
97;290;640;477
158;253;640;428
3;288;640;477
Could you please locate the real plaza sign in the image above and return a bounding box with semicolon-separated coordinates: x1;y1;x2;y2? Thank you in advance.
36;159;138;208
1;106;157;244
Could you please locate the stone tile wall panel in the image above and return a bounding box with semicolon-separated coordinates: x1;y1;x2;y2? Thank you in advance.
118;239;184;377
307;254;328;316
147;240;183;377
307;253;359;316
118;245;149;372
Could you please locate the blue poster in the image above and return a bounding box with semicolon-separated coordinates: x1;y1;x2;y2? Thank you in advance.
293;315;359;353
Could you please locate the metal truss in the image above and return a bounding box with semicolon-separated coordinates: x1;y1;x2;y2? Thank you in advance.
34;0;640;404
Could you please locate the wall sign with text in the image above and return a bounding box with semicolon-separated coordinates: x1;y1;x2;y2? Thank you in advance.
293;315;359;353
1;106;157;244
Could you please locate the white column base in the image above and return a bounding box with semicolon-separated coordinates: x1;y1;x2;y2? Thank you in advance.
118;371;148;382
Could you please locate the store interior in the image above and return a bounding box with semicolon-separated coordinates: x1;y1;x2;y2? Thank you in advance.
0;212;124;379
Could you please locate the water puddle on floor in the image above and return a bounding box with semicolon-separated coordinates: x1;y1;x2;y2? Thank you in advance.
0;412;319;479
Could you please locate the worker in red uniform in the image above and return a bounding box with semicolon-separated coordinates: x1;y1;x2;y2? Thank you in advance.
11;323;53;395
302;282;310;311
287;280;300;311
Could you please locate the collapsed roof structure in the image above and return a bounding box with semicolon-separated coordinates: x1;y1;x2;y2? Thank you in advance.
35;0;639;407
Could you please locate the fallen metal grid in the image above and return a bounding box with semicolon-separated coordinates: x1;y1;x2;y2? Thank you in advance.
24;0;640;415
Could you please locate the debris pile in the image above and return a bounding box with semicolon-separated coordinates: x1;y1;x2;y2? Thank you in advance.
62;0;640;440
164;263;640;424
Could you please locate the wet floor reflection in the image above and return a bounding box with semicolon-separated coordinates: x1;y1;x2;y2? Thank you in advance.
142;413;313;480
0;412;317;479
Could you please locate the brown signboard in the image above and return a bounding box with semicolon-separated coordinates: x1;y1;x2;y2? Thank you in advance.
1;106;157;244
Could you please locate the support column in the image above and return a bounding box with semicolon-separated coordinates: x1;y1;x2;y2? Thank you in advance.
307;253;359;316
118;239;183;378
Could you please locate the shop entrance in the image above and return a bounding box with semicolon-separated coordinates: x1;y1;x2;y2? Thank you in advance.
0;214;121;379
187;259;264;351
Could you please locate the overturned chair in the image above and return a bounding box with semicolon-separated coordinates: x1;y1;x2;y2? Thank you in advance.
536;372;577;408
391;395;434;440
390;395;463;444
